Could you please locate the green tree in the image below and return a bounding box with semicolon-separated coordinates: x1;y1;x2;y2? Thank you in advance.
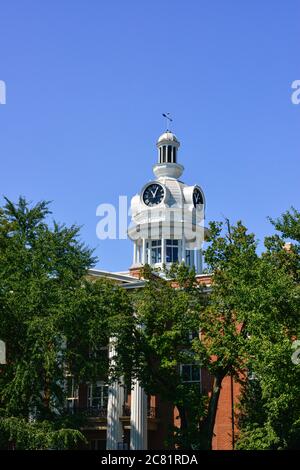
126;219;258;450
0;197;131;449
194;220;258;449
236;208;300;449
115;213;300;450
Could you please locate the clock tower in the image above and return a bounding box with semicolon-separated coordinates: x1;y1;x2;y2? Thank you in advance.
128;130;206;273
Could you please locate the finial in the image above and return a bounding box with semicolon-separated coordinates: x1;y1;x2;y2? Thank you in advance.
162;112;173;131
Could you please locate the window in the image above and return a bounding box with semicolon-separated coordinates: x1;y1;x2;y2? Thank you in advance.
162;146;166;163
181;364;200;383
186;250;191;266
66;375;78;412
167;145;172;162
166;239;179;263
173;147;177;163
88;381;108;410
151;240;161;264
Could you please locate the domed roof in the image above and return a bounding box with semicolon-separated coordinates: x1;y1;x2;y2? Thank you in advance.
157;131;180;145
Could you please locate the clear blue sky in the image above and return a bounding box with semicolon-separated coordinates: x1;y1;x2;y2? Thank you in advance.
0;1;299;272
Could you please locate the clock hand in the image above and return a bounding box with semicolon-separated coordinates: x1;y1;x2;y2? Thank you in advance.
150;187;159;198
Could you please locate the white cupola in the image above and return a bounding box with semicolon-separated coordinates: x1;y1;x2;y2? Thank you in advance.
153;131;184;179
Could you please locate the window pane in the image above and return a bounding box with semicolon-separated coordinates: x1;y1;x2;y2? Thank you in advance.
167;145;172;162
192;366;200;382
152;246;161;263
172;247;178;262
66;377;73;397
181;364;201;383
166;246;171;263
103;391;108;406
182;365;191;382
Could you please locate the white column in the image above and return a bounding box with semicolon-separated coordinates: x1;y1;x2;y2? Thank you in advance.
139;245;142;264
133;243;137;265
142;239;147;264
161;238;166;265
130;380;148;450
194;248;198;273
106;339;124;450
181;238;186;264
190;249;194;269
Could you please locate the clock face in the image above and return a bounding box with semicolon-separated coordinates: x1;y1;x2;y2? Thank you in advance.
143;183;165;206
193;187;203;208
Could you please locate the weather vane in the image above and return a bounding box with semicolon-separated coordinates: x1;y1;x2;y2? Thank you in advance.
162;112;173;131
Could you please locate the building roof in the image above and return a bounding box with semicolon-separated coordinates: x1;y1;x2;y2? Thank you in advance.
87;268;145;289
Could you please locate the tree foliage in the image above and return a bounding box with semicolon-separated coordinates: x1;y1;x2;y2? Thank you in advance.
123;213;300;450
126;218;259;450
236;209;300;449
126;263;207;448
0;197;131;449
1;196;299;451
